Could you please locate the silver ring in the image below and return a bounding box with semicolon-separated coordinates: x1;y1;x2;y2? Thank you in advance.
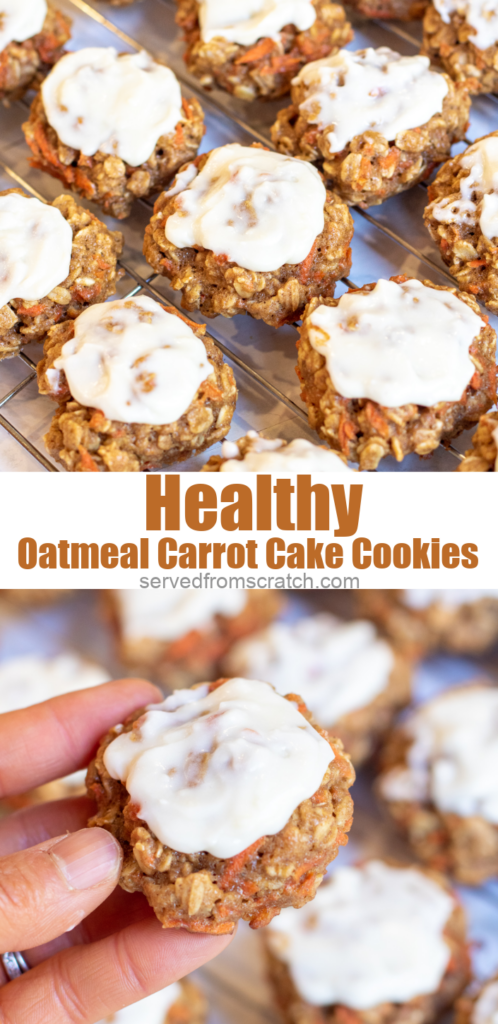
1;952;30;981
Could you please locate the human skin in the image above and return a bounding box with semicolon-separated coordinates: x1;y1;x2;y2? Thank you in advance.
0;680;233;1023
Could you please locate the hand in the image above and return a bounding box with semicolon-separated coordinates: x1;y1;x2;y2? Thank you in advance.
0;679;233;1023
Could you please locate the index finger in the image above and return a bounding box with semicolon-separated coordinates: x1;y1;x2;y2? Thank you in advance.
0;679;161;799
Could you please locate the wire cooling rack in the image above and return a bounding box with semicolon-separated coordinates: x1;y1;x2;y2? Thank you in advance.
1;0;497;471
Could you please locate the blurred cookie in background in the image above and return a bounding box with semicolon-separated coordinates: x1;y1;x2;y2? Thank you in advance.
358;590;498;657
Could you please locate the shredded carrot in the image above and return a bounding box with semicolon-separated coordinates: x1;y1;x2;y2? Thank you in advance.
181;96;193;119
201;381;223;401
174;123;185;147
78;446;99;472
364;401;390;437
468;285;480;294
467;259;487;268
219;837;264;889
470;370;482;389
16;303;45;317
89;411;107;431
235;37;275;64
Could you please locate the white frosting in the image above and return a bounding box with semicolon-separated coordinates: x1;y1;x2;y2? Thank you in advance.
224;615;394;727
380;685;498;824
402;589;498;609
53;296;211;426
0;653;110;713
114;590;247;643
219;433;353;472
293;48;448;154
0;0;47;52
472;980;498;1024
104;678;333;858
165;144;326;273
199;0;316;45
306;278;480;407
267;860;454;1009
0;193;72;308
42;48;183;168
433;0;498;50
99;982;181;1024
432;136;498;242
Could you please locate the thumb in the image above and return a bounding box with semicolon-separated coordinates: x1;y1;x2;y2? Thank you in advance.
0;828;122;952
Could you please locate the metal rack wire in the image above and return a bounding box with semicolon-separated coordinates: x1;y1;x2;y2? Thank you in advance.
1;0;492;470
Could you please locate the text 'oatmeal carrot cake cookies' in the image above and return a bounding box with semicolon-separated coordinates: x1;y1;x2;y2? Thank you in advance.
87;677;355;932
272;47;469;207
106;590;282;686
457;974;498;1024
37;295;237;472
265;859;469;1024
422;0;498;94
358;589;498;655
175;0;353;101
22;46;205;220
378;683;498;884
0;190;123;361
0;0;71;104
458;410;498;470
425;133;498;311
95;979;206;1024
297;276;496;470
144;143;353;327
202;431;353;471
223;613;411;764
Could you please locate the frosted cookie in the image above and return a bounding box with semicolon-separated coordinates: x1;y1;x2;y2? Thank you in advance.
96;980;206;1024
422;0;498;94
456;975;498;1024
0;190;123;361
105;590;282;686
0;1;70;105
202;431;353;471
37;296;237;472
297;276;496;470
458;410;498;470
22;47;205;220
0;652;110;809
175;0;352;101
272;48;470;208
378;684;498;884
143;144;353;328
358;589;498;654
87;677;355;932
266;859;469;1024
425;134;498;312
222;613;411;764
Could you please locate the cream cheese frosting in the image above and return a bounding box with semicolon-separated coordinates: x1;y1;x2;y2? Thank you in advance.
224;615;394;726
306;278;480;407
0;193;72;309
103;678;334;858
98;983;181;1024
431;136;498;242
379;684;498;823
293;47;448;154
0;0;47;52
42;48;183;167
433;0;498;50
402;589;498;609
198;0;316;45
218;433;353;471
51;296;211;426
267;860;454;1009
114;590;247;642
472;980;498;1024
164;144;326;273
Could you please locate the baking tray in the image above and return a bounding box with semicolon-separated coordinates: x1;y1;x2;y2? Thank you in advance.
1;589;497;1021
1;0;497;472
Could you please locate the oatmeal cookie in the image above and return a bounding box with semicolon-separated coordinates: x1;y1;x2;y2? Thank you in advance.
357;589;498;656
202;431;352;471
87;678;355;933
266;859;470;1024
144;145;353;328
422;2;498;94
425;133;498;312
22;48;205;220
105;590;282;687
456;975;498;1024
458;410;498;470
378;683;498;884
37;297;237;473
0;190;123;361
297;276;496;470
272;48;470;207
175;0;352;100
0;6;71;105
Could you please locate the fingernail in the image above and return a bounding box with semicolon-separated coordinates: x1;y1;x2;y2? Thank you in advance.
50;828;122;890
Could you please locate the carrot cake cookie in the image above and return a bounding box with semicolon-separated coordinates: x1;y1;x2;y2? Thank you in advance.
203;432;353;471
87;677;355;932
422;0;498;94
0;1;70;104
458;410;498;470
358;589;498;654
